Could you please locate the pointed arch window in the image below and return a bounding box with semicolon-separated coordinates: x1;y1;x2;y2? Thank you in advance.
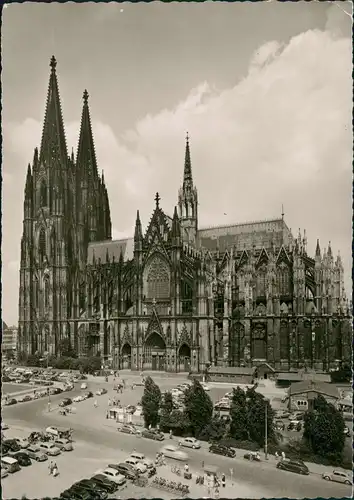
40;180;48;207
44;278;50;309
145;255;170;300
256;265;267;297
38;229;46;264
51;229;56;262
278;263;290;296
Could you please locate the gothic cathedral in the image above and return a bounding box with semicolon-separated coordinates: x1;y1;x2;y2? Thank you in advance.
18;58;352;373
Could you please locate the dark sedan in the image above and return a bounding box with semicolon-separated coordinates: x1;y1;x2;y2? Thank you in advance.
60;487;92;500
74;479;108;499
141;429;165;441
276;459;309;475
90;474;118;493
108;462;139;480
59;398;72;407
3;439;21;452
209;444;236;458
11;452;32;466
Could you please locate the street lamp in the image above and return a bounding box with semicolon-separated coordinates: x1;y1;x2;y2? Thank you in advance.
264;398;269;460
311;331;316;369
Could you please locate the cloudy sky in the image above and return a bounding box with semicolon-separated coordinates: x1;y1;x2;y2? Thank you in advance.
2;1;352;325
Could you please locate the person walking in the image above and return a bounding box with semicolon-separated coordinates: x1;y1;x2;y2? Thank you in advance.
94;400;98;408
48;461;54;475
52;462;59;477
221;473;226;488
169;429;173;439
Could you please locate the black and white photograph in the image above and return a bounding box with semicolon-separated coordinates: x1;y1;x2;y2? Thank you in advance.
1;1;353;499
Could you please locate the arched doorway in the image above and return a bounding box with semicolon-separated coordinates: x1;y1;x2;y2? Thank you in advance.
144;332;166;371
121;344;132;369
178;344;191;372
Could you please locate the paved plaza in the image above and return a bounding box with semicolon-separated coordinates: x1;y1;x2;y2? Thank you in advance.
2;372;352;499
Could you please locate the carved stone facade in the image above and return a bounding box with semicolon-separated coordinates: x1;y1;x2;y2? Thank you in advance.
18;58;352;373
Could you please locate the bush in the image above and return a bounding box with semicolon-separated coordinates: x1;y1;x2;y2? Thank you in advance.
218;438;260;452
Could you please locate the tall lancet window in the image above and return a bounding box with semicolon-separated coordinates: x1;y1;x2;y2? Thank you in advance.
278;262;290;296
44;278;50;309
40;181;48;207
38;229;46;264
256;265;267;297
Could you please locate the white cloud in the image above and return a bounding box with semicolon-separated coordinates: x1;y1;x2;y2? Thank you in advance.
2;15;352;324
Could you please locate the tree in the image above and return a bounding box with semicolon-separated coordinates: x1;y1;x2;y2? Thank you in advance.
58;338;77;358
198;415;228;442
159;391;175;431
162;410;190;436
141;376;162;428
184;379;213;437
230;387;248;440
303;395;345;462
246;387;276;446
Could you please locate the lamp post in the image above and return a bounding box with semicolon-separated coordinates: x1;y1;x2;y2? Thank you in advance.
311;331;316;369
264;397;269;460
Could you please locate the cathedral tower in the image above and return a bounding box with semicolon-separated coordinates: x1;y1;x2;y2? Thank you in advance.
18;57;111;357
178;134;198;245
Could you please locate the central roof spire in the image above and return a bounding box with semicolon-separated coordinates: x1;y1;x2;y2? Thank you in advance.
39;56;67;165
183;132;193;187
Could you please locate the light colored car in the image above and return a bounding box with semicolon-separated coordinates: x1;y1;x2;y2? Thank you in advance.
54;438;73;452
37;442;61;456
130;452;145;462
125;457;147;473
160;445;188;461
72;395;84;403
322;470;352;485
25;445;48;462
141;457;154;469
201;383;210;391
14;437;29;449
101;468;127;485
179;437;201;449
1;423;9;430
80;382;88;390
1;469;8;479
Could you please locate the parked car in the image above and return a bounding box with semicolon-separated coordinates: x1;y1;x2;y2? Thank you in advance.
1;456;21;473
201;382;210;391
73;395;84;403
275;420;285;431
160;445;188;461
59;398;72;407
119;424;140;435
99;468;127;485
85;391;94;399
209;444;236;458
80;383;88;390
244;452;261;462
142;429;164;441
5;398;17;406
11;452;32;467
1;422;9;430
1;469;8;479
90;474;118;493
276;459;309;475
24;445;48;462
124;457;147;473
14;437;29;449
3;439;21;452
108;463;139;480
54;438;73;452
322;470;352;485
287;421;302;432
178;437;201;449
73;479;108;499
37;442;61;456
61;486;93;500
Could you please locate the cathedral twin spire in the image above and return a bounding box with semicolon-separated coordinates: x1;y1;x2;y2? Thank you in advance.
40;56;67;166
